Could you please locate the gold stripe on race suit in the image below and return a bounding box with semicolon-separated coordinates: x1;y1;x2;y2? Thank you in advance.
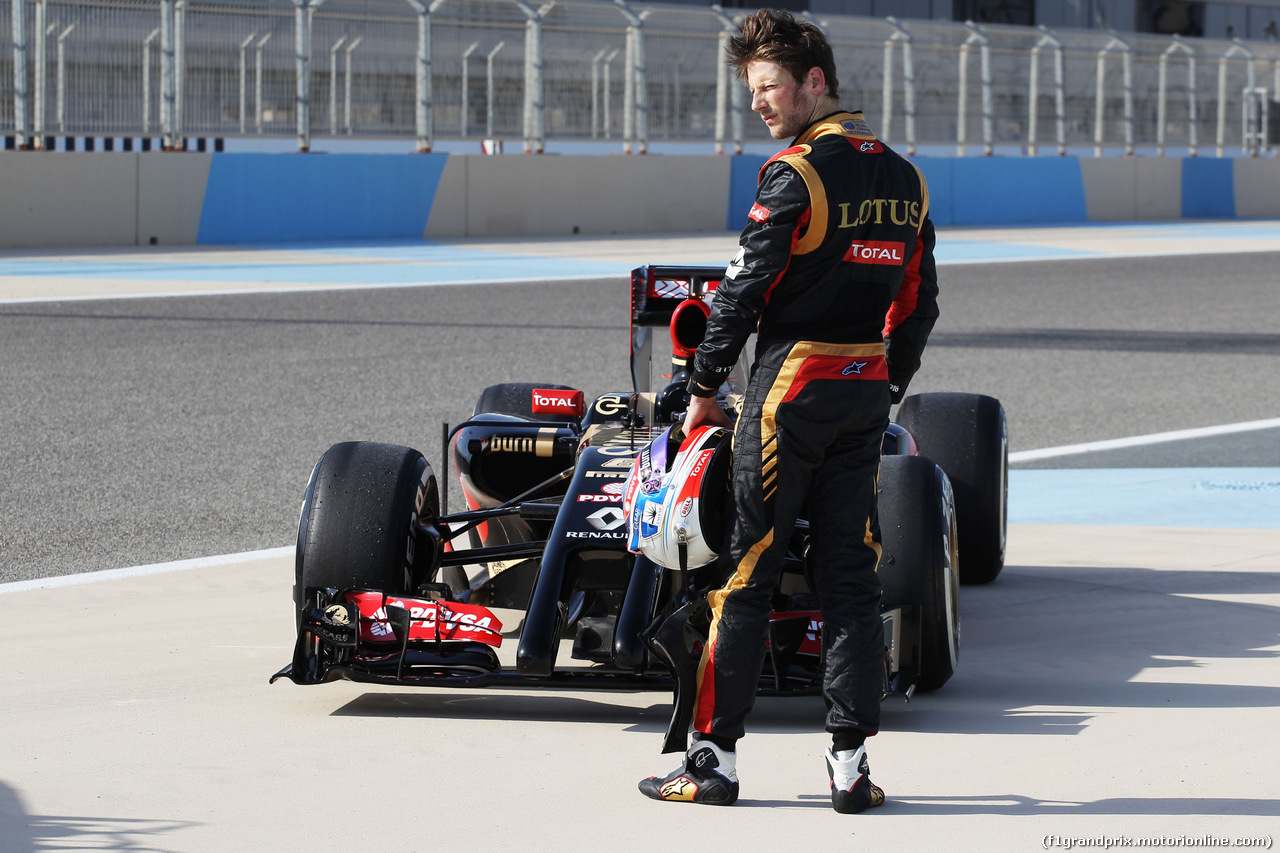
775;149;827;256
795;112;877;144
761;452;778;480
909;161;931;229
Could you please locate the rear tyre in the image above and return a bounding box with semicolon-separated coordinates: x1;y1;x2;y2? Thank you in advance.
877;455;960;692
895;392;1007;585
294;441;439;616
474;382;578;421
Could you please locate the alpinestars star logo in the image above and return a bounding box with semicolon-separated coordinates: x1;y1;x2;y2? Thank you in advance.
841;360;868;376
660;778;698;800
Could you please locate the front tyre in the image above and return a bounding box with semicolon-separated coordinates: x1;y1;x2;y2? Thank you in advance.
294;441;439;616
895;392;1007;585
877;455;961;692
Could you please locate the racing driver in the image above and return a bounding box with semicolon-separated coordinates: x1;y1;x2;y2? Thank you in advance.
638;8;939;814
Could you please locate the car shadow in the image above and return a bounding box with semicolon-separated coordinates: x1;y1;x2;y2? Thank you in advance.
332;690;675;728
332;562;1280;743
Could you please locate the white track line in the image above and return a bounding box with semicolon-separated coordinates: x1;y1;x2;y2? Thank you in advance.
0;274;611;306
0;546;292;595
1008;417;1280;462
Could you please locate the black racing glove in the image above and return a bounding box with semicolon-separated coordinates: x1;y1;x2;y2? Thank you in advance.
887;369;910;405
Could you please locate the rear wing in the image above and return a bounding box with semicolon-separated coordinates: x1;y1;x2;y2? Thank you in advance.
628;264;750;397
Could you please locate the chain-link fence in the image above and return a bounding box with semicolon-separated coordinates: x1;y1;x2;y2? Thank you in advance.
3;0;1279;154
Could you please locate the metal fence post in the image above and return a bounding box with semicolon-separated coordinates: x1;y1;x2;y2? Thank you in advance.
591;47;607;139
55;22;73;134
405;0;447;153
885;17;916;156
238;31;256;135
1094;33;1133;157
711;5;740;156
602;47;618;139
344;36;360;134
1244;86;1266;155
1217;39;1256;157
957;21;991;156
972;22;993;156
485;40;503;139
1157;36;1195;157
1186;42;1199;157
12;0;28;148
730;47;743;154
290;0;327;153
176;0;186;144
328;35;345;136
621;24;634;153
160;0;175;148
255;32;272;134
33;0;46;148
1028;26;1064;156
714;29;728;154
514;0;551;154
461;41;478;137
616;0;649;155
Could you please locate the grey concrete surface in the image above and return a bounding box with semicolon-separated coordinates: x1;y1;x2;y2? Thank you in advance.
1;525;1277;851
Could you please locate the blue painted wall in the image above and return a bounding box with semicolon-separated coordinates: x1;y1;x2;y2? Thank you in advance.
187;151;1259;245
728;154;770;231
1181;158;1236;219
913;157;1088;226
197;153;449;243
726;154;1246;230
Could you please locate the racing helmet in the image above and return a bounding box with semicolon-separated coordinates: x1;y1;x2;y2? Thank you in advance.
623;425;733;570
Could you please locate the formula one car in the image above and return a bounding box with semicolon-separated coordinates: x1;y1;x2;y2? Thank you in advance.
272;265;1008;752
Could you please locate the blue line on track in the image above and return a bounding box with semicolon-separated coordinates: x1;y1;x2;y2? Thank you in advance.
932;242;1095;262
1010;468;1280;529
0;222;1275;286
0;254;626;284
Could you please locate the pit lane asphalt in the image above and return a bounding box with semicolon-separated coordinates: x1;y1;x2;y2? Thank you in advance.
2;248;1279;583
1;231;1279;852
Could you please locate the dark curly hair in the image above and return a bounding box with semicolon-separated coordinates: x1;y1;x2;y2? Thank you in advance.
727;8;839;100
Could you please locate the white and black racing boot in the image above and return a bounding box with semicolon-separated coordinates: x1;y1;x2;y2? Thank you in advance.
638;741;739;805
825;746;885;814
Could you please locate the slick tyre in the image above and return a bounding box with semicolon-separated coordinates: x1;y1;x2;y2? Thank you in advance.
295;441;439;617
895;393;1008;585
474;382;579;422
877;455;960;692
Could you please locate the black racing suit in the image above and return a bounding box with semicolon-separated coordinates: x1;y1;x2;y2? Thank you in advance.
687;111;939;744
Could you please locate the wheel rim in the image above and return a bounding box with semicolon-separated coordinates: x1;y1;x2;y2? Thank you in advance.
941;478;960;671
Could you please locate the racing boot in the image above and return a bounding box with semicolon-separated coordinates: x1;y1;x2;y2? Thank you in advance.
825;746;885;814
638;740;739;805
